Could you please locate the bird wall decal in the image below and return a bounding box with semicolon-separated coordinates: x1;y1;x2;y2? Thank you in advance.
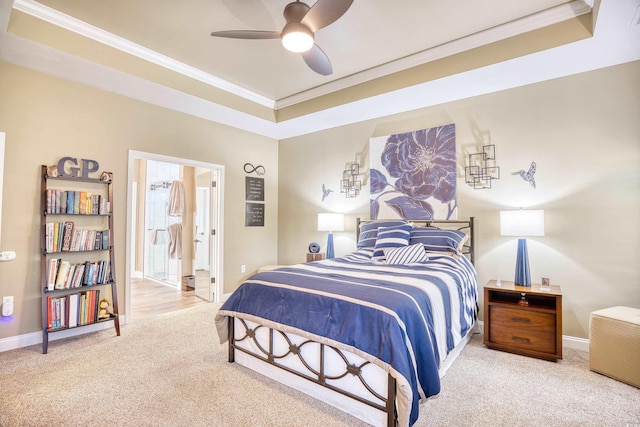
322;183;333;201
511;161;537;188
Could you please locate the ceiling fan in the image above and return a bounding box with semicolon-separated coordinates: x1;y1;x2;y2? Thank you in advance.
211;0;354;76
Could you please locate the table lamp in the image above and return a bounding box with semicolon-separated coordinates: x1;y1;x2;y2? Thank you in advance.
318;213;344;259
500;209;544;287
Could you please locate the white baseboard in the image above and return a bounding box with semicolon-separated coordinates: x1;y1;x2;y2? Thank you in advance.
0;315;126;353
1;317;587;354
562;334;589;352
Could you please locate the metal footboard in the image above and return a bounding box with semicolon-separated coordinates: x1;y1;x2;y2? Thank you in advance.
228;317;397;426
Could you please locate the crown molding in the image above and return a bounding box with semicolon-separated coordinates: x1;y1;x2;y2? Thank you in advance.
12;0;276;109
274;0;593;109
12;0;592;112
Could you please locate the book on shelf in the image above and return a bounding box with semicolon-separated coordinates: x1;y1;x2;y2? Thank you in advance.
52;222;59;252
79;192;86;215
94;231;102;251
101;230;110;249
61;221;74;252
85;192;92;215
45;222;53;254
72;191;80;214
46;258;59;291
47;296;53;330
65;191;74;214
57;190;64;213
68;294;79;328
54;260;71;290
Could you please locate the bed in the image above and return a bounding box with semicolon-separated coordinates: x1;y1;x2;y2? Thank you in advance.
215;218;478;426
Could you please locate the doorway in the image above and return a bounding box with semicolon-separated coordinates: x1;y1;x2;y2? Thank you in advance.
144;160;181;287
125;150;224;322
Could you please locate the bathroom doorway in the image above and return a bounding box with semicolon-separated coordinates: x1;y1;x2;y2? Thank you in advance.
144;160;181;287
125;150;224;321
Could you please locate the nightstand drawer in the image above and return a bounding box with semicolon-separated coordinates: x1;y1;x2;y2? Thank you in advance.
490;307;555;332
489;307;556;353
490;323;556;353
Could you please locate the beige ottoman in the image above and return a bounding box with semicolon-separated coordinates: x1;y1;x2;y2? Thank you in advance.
589;306;640;388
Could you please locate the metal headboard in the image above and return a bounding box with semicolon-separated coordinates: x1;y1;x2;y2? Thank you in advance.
356;217;475;264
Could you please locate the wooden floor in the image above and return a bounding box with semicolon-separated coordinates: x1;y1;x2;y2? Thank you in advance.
130;272;209;319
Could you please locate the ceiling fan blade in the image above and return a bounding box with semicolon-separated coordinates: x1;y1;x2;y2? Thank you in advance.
302;44;333;76
301;0;354;32
210;30;281;40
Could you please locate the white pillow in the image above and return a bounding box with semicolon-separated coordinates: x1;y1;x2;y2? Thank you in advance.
384;243;428;264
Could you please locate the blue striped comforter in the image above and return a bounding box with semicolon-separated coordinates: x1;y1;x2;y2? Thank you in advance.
215;249;478;426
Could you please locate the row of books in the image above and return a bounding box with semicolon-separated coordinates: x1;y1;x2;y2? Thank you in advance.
46;259;112;291
46;290;101;331
45;221;110;253
45;189;111;215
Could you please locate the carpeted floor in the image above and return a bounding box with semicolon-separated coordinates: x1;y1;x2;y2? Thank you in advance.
1;302;638;427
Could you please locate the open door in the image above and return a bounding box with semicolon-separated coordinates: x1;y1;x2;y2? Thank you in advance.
194;168;217;302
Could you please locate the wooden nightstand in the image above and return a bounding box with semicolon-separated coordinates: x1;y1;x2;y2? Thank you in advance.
484;280;562;361
306;253;325;262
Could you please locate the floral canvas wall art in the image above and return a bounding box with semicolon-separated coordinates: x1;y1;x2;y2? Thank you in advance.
369;124;457;220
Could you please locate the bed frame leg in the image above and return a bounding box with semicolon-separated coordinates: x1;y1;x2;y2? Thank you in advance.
228;316;235;363
387;374;396;426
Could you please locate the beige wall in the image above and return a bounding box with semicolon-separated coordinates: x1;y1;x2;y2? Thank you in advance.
0;61;278;339
0;57;637;343
278;61;640;339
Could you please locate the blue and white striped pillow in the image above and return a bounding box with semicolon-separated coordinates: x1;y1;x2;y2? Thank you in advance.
384;243;428;264
372;224;413;260
409;227;468;257
357;220;408;249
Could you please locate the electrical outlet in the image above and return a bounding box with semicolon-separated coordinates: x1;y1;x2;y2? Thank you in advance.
2;296;14;316
241;264;246;273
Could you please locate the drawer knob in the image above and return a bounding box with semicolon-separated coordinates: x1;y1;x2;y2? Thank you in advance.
511;336;531;344
511;317;531;324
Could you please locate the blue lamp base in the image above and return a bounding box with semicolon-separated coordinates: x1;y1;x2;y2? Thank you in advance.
514;238;531;287
326;232;335;259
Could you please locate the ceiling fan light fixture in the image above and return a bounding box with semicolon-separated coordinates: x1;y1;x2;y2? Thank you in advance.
281;23;314;53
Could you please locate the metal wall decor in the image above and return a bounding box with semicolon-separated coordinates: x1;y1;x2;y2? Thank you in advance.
512;161;537;188
341;162;361;198
243;162;265;176
465;144;500;189
321;184;333;202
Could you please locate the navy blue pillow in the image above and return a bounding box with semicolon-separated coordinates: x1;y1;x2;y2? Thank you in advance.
357;220;408;249
409;227;468;256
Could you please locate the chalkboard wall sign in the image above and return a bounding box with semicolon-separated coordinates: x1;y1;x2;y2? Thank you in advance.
245;202;264;226
246;177;264;201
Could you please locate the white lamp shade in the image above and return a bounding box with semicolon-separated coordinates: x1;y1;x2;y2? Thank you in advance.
500;210;545;237
318;213;344;232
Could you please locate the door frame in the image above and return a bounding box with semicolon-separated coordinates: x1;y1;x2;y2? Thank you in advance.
124;150;225;322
